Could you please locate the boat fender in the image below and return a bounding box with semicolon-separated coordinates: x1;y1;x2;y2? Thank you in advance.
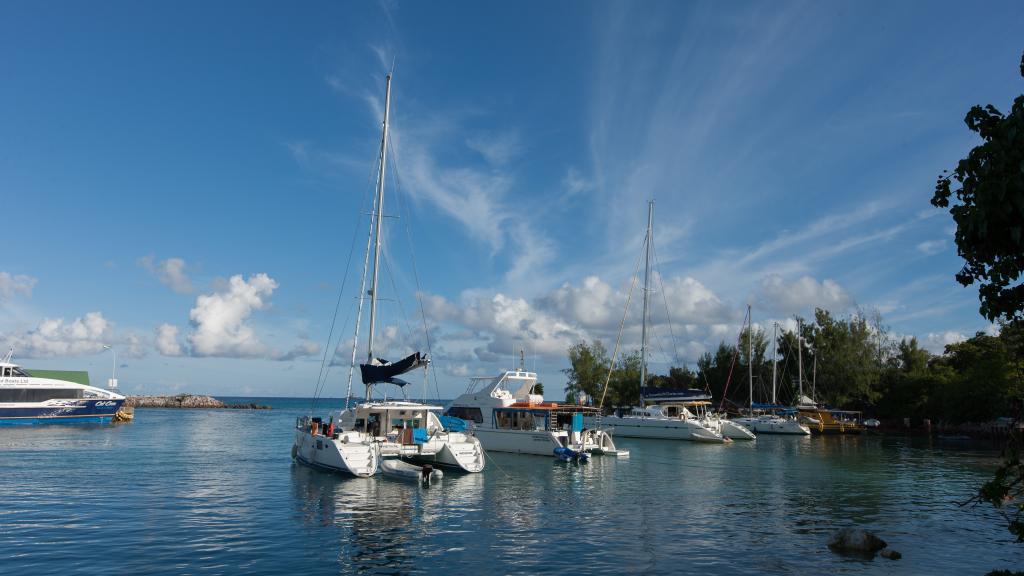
291;444;298;460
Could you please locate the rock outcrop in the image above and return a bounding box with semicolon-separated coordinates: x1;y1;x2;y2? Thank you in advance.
126;395;270;410
828;528;887;555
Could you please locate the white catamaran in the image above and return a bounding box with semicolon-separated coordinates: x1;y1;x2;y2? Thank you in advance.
731;315;811;436
592;201;727;443
292;73;484;477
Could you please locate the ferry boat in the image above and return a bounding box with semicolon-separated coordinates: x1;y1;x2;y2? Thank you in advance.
445;360;625;457
0;352;125;424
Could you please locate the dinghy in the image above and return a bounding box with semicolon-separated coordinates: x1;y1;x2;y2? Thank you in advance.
380;458;443;484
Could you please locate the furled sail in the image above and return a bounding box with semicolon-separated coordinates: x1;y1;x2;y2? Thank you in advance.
359;352;428;387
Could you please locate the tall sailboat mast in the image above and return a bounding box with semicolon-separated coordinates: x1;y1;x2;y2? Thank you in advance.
639;200;653;406
747;304;753;415
365;74;392;398
797;319;804;400
771;322;778;405
367;75;392;365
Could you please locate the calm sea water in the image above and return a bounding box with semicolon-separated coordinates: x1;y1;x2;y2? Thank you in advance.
1;397;1021;575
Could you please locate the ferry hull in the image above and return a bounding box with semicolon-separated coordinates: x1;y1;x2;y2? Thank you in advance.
0;399;124;425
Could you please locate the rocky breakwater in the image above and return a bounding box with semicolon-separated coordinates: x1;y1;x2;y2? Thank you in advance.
126;394;270;410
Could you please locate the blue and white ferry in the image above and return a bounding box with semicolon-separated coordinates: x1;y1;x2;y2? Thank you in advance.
0;353;125;424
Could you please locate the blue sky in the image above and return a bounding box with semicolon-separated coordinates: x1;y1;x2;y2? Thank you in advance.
2;1;1021;398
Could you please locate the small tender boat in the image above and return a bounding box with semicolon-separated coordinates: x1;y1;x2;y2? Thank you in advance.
380;458;443;484
553;446;589;462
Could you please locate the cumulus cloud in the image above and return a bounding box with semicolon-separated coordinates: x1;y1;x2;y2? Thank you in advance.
0;312;111;358
140;256;194;293
155;324;184;357
923;330;967;354
0;272;37;301
188;274;278;358
759;274;853;316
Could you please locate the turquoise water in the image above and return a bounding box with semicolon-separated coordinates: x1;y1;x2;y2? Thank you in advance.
0;397;1021;574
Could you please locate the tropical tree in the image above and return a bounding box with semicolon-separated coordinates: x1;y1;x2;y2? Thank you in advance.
932;52;1024;323
563;340;610;404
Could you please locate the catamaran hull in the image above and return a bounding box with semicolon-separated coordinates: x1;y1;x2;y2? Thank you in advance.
734;418;811;435
719;419;757;440
292;430;379;477
408;435;485;472
597;417;726;443
0;399;125;425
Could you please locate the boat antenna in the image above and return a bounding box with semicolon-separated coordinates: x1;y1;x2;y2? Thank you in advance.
2;347;13;363
639;200;653;406
365;72;393;401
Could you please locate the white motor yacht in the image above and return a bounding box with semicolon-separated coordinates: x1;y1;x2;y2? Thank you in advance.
445;361;625;457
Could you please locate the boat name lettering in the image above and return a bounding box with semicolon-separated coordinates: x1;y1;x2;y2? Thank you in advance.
95;401;117;407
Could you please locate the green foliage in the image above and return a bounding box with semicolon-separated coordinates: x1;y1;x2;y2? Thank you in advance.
976;436;1024;543
647;365;699;389
932;52;1024;322
562;339;610;404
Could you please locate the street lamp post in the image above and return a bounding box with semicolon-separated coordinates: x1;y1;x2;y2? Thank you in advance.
102;345;118;390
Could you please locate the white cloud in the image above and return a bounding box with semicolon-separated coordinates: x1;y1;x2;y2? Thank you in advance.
466;131;523;166
759;274;854;317
187;273;278;358
562;167;593;199
281;339;321;361
0;272;37;301
155;324;184;357
916;239;946;255
923;330;967;354
1;312;111;358
140;256;194;294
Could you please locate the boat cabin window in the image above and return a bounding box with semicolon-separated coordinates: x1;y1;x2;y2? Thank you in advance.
0;388;84;403
1;367;9;377
446;406;483;424
665;406;679;417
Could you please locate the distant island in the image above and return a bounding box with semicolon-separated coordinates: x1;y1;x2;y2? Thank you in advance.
126;394;271;410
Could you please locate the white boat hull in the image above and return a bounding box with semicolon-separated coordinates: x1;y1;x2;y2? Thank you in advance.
292;430;379;477
410;434;485;472
473;428;565;455
733;417;811;435
595;416;726;443
718;419;757;440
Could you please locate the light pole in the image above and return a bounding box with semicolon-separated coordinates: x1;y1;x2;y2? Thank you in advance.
102;345;117;390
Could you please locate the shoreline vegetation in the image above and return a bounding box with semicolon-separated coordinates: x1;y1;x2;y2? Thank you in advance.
126;394;271;410
562;307;1023;442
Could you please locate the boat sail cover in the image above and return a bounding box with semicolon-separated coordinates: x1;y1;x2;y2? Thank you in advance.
360;352;428;387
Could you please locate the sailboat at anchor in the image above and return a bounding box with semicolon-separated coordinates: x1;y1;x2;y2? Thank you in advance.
291;73;484;476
